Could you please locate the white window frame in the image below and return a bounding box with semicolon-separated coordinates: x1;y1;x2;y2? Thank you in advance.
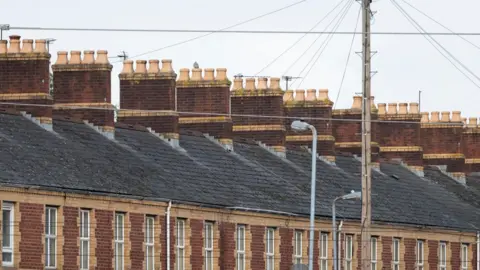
393;238;400;270
417;240;424;270
345;235;353;270
266;228;275;270
80;210;90;270
176;219;185;270
204;222;214;270
294;230;303;264
2;202;14;267
236;225;246;270
114;213;125;270
461;244;468;270
145;216;155;270
371;237;377;270
45;207;57;268
320;233;328;270
439;242;447;270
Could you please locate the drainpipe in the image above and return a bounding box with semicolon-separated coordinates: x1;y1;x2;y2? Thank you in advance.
338;221;344;269
477;231;479;270
166;201;172;270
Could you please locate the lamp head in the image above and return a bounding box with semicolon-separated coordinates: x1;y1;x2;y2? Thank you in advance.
291;120;311;132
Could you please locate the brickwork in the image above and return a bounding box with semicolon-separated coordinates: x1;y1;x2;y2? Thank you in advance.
404;238;416;270
279;228;293;270
356;236;361;270
160;216;176;270
427;240;438;270
451;242;461;270
250;225;266;270
63;206;79;270
19;203;43;269
219;222;235;270
130;213;145;270
462;125;480;173
95;209;114;270
381;236;392;268
473;243;478;270
190;219;204;270
120;79;176;111
312;231;319;270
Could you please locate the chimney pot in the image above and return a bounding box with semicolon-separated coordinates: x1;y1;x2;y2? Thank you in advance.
305;89;317;101
451;111;461;122
318;89;329;100
69;51;82;64
294;90;305;102
160;59;173;73
440;111;450;122
378;103;386;114
83;50;95;64
233;78;243;90
0;40;7;53
121;60;134;74
34;39;47;53
245;78;256;90
370;96;376;109
352;96;362;109
257;77;268;89
134;60;147;73
283;90;294;102
8;35;21;53
462;117;467;125
21;39;33;53
94;50;109;64
191;68;202;81
398;103;408;114
409;102;419;114
421;112;430;123
215;68;227;80
387;103;398;114
178;68;190;81
468;117;478;128
204;68;215;80
55;51;69;65
148;60;160;74
270;77;281;89
431;111;440;122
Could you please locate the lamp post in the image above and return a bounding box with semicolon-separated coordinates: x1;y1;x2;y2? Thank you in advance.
291;120;317;270
333;190;362;270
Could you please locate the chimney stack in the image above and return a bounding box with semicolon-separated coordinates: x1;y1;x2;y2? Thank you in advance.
462;117;480;174
52;50;114;137
0;35;52;128
284;89;335;161
377;102;423;174
231;77;286;156
118;59;179;142
176;67;232;149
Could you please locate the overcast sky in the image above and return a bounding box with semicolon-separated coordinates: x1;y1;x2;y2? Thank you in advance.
2;0;480;118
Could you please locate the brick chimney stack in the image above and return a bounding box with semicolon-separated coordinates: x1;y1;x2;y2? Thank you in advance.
231;77;285;156
462;117;480;174
176;67;232;149
52;50;114;136
332;96;379;164
284;89;335;161
421;111;465;181
117;59;179;142
377;102;423;174
0;35;52;127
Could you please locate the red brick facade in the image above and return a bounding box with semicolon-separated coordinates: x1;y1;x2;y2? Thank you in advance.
218;222;236;270
95;209;114;270
130;213;145;269
19;203;44;269
473;243;478;270
160;216;176;270
120;79;176;111
279;228;293;270
381;236;392;268
462;128;480;173
451;242;461;270
428;240;438;270
404;238;416;270
190;219;204;270
63;206;79;270
250;225;266;270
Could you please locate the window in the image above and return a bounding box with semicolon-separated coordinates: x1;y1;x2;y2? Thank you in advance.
320;233;328;270
266;228;275;270
416;240;424;270
176;219;185;270
145;216;155;270
461;244;468;270
80;210;90;270
2;203;14;266
345;235;353;270
44;207;57;268
371;237;377;270
236;225;245;270
294;231;303;264
204;222;214;270
392;238;400;270
114;213;125;270
439;242;447;270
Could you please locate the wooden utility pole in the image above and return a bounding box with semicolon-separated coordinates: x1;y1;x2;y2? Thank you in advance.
360;0;372;269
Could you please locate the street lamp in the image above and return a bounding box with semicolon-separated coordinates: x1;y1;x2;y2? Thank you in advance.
291;120;317;270
333;190;361;270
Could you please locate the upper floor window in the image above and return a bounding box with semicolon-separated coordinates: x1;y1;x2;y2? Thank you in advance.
416;240;424;270
145;216;155;270
114;213;125;270
2;203;14;267
294;231;303;264
176;219;185;270
236;225;246;270
204;222;214;270
461;244;468;270
45;207;57;268
320;233;328;270
266;228;275;270
345;235;353;270
393;238;400;270
371;237;377;270
439;242;447;270
80;210;90;270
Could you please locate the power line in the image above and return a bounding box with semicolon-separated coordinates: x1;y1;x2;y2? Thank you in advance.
254;0;348;76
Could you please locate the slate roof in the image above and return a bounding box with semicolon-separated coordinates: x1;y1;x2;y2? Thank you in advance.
1;112;480;231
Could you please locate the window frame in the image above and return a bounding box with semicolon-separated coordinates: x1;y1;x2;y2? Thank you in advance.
114;213;125;270
439;242;447;270
320;233;328;270
2;202;14;267
176;219;185;270
80;209;90;270
392;238;400;270
204;222;214;270
266;228;275;270
461;244;468;270
45;207;57;269
417;240;424;270
145;216;155;270
371;237;377;270
236;225;246;270
294;230;303;264
345;235;353;270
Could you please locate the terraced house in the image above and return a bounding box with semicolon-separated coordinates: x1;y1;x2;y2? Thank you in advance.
0;35;479;270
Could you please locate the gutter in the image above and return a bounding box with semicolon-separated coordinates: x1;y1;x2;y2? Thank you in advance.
225;206;299;216
166;201;172;270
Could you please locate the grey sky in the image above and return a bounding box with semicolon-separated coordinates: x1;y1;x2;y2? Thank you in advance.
3;0;480;117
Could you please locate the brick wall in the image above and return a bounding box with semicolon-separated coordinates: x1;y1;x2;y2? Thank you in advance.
130;213;145;270
473;242;477;270
313;231;319;270
428;240;438;270
95;209;114;270
250;225;266;270
63;206;79;270
381;236;392;268
462;126;480;173
19;203;43;269
120;79;176;111
219;222;235;270
451;242;461;270
54;70;111;104
279;228;293;270
190;219;204;270
404;238;416;270
356;236;361;270
160;215;176;270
